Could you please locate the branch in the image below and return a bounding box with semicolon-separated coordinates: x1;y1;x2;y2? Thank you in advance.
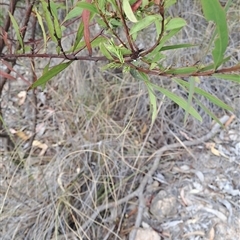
0;53;108;61
141;0;165;57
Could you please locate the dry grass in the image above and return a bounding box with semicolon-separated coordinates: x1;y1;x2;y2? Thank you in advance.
0;0;239;239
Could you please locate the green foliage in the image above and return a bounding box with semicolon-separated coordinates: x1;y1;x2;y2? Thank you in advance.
5;0;240;124
34;7;47;52
77;2;98;13
29;61;73;90
123;0;138;22
201;0;228;69
40;0;57;43
8;12;24;51
0;9;5;28
129;15;162;36
213;73;240;83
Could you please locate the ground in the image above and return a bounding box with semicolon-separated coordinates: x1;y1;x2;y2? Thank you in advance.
0;1;239;240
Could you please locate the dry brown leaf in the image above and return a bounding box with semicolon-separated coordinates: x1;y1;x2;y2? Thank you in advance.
210;145;221;156
205;142;214;149
162;231;171;238
32;140;48;156
224;114;235;128
16;130;30;141
180;188;188;206
206;142;229;158
179;131;193;141
208;227;215;240
134;139;139;145
183;231;205;238
17;91;27;105
140;123;147;135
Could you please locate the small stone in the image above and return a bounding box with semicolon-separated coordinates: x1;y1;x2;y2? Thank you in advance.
150;190;178;221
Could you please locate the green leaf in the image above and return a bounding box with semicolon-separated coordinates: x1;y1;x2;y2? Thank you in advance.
201;0;228;69
49;0;58;16
109;18;123;28
213;73;240;83
123;0;138;22
72;11;95;52
50;1;62;39
99;42;114;60
149;52;165;63
164;0;177;9
40;62;51;88
41;0;57;43
43;61;50;74
29;61;73;89
152;83;202;122
101;62;122;71
176;77;224;126
98;0;107;11
130;15;162;35
198;56;231;72
194;97;224;127
104;39;124;63
76;2;98;13
165;18;186;31
178;78;224;126
130;68;142;81
21;45;31;53
91;36;107;47
146;28;181;58
174;78;233;111
107;0;118;10
72;36;106;53
63;7;82;22
130;69;157;123
73;22;84;51
145;82;157;123
161;44;196;51
35;8;47;52
8;12;24;50
200;1;232;69
155;17;162;36
150;62;158;70
184;76;196;124
196;87;233;111
142;0;149;8
165;66;198;75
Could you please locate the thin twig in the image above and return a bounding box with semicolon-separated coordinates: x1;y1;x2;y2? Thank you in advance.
116;0;137;52
94;0;127;49
0;0;18;141
140;1;165;57
0;0;34;151
24;11;38;158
